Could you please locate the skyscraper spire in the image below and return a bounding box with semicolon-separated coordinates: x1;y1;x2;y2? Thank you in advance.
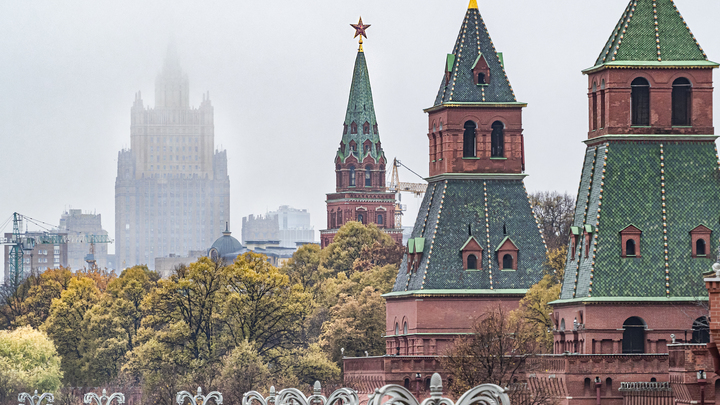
155;43;189;109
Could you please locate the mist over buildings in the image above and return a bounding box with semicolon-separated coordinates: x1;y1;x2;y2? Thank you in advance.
0;0;718;259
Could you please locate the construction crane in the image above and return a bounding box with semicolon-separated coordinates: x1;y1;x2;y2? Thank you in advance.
0;212;112;288
387;158;428;228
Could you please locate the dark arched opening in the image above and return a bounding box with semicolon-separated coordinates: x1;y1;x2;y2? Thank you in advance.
357;213;364;224
467;254;478;270
365;165;372;187
503;254;513;270
491;121;504;157
403;322;408;334
692;316;710;343
404;378;410;389
478;73;486;85
463;121;476;158
631;78;650;126
697;239;707;256
606;378;613;397
622;317;646;353
584;378;592;397
349;166;356;187
626;239;636;256
672;78;692;126
377;214;384;226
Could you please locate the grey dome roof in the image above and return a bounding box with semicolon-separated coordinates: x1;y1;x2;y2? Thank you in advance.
209;225;244;259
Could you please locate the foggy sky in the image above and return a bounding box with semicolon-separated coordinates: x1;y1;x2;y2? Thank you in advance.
1;0;719;255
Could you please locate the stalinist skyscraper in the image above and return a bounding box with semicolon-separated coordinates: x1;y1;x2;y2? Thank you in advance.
115;46;230;270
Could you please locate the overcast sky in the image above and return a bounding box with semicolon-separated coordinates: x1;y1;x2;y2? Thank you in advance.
1;0;719;254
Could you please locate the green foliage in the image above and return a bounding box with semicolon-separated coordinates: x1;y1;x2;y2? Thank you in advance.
218;340;270;405
0;326;62;403
321;222;394;275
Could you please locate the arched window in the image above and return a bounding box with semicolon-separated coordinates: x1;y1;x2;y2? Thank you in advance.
622;317;646;353
463;121;476;158
672;78;692;126
357;214;364;224
351;122;358;134
606;378;613;397
404;378;410;389
331;211;336;229
403;322;408;334
584;378;592;397
502;254;513;270
631;78;650;126
601;79;606;128
592;82;598;131
692;316;710;343
491;121;504;157
377;214;384;226
380;165;386;187
626;239;636;256
425;378;431;392
560;319;565;331
363;122;370;134
395;323;399;335
336;164;342;187
467;254;478;270
365;165;372;187
349;166;355;186
697;239;707;256
478;73;486;84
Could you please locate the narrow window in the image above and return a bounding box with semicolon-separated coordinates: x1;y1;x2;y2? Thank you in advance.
672;78;692;126
404;322;408;334
467;254;478;270
377;214;384;225
622;317;646;354
491;121;504;157
592;82;598;131
357;213;364;224
478;73;486;84
404;379;410;389
349;166;356;186
365;165;372;187
600;80;606;129
363;122;370;134
395;323;399;335
351;122;358;134
463;121;476;158
626;239;636;256
631;78;650;126
697;239;707;256
336;164;342;187
380;165;386;187
502;254;513;269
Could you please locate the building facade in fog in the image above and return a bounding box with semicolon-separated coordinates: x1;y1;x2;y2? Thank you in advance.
59;209;109;270
4;231;68;277
115;47;230;270
242;206;314;248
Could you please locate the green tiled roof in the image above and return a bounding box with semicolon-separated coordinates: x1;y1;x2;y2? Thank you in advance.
433;6;516;106
338;50;385;163
393;179;546;292
594;0;708;67
559;140;720;302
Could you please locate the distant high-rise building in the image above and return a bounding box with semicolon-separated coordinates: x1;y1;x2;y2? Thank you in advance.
59;209;109;270
4;231;69;277
115;46;230;270
242;206;315;248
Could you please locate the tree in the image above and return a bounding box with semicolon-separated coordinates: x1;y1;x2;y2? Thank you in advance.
530;191;575;251
440;307;545;400
284;244;326;290
218;340;270;405
321;222;395;275
0;326;62;404
222;252;310;357
511;275;562;354
42;276;100;385
0;267;74;329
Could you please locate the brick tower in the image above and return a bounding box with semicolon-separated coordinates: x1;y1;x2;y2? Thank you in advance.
320;20;402;248
551;0;720;356
384;0;546;362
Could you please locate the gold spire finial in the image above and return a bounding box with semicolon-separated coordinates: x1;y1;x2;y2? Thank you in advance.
351;17;371;52
468;0;478;9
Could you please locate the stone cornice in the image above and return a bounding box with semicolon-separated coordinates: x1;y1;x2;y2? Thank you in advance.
584;134;718;145
426;173;528;182
424;102;527;113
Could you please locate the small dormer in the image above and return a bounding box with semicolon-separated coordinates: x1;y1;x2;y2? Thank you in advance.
351;122;358;134
570;226;582;258
472;53;491;86
495;237;519;271
445;54;456;85
690;225;712;258
584;224;595;258
363;140;373;156
407;237;425;273
620;225;642;258
460;236;483;271
363;121;371;135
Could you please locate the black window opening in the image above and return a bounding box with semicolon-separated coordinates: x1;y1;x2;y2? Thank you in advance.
363;122;370;134
672;78;692;126
622;317;646;354
491;121;504;157
478;73;486;84
467;254;478;270
626;239;636;256
357;213;364;224
404;378;410;389
463;121;477;158
365;165;372;187
349;166;356;187
697;239;707;256
692;316;710;343
502;254;513;269
631;78;650;126
377;214;384;225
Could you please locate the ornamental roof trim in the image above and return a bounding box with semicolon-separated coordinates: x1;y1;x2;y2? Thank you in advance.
461;235;483;251
495;236;518;252
384;288;528;298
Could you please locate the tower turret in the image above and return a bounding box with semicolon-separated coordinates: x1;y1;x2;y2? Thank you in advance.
155;44;190;109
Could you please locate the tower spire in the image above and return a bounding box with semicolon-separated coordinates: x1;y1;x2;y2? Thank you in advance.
468;0;478;9
351;17;371;53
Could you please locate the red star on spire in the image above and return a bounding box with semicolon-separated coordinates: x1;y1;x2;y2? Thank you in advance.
351;17;371;40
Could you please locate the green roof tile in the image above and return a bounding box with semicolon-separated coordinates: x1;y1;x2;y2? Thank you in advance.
594;0;708;67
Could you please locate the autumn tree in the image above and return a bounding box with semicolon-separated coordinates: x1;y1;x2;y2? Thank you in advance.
441;307;546;403
321;222;395;275
217;340;270;404
0;326;62;404
530;191;575;251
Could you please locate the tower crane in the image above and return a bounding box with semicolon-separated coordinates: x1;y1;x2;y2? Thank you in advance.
0;212;113;289
386;158;428;228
